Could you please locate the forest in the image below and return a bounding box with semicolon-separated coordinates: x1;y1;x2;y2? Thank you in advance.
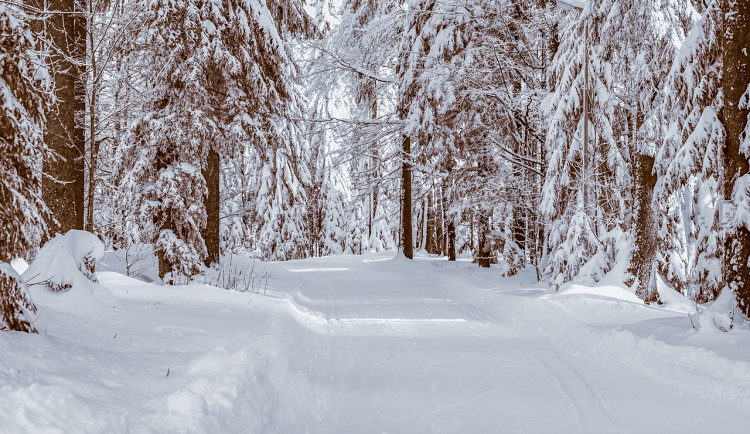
2;0;750;329
6;1;750;431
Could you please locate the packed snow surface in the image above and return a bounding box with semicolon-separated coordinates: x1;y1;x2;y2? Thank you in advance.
3;252;750;433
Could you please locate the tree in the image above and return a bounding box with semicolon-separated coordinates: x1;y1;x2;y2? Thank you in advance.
122;0;310;278
722;0;750;317
32;0;86;234
542;0;625;287
0;4;51;332
609;0;690;302
655;2;721;303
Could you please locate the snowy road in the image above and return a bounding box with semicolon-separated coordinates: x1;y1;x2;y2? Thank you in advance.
3;253;750;433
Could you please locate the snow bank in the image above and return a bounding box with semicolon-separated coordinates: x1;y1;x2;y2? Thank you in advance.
551;283;644;304
655;275;698;313
22;231;118;314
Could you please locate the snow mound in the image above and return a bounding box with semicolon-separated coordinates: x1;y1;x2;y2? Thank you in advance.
696;289;736;333
551;283;644;304
22;231;118;314
656;275;698;313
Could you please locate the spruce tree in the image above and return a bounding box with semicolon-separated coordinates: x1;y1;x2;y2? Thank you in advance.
0;5;51;332
722;0;750;317
542;0;624;287
122;0;310;277
655;2;722;302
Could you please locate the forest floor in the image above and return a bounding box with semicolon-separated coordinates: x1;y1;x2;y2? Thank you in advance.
3;252;750;433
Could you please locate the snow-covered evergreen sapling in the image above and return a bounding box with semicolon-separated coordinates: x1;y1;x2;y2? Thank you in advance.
0;4;51;332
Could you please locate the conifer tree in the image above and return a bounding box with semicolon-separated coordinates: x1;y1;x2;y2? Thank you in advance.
0;5;51;332
722;0;750;317
655;1;721;302
542;0;624;286
610;0;690;302
32;0;86;234
122;0;310;277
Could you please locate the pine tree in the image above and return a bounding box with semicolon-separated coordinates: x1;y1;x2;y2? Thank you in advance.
0;5;51;332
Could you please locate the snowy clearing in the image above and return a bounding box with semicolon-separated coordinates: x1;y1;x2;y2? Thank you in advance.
3;253;750;433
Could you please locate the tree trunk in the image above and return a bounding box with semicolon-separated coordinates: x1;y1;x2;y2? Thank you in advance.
202;148;221;267
157;212;173;281
470;210;475;251
722;0;750;318
447;221;456;261
425;192;435;253
443;174;456;261
85;0;97;234
628;151;658;302
476;154;491;267
626;106;660;303
582;21;591;220
477;211;491;268
154;149;173;280
36;0;86;235
401;135;414;259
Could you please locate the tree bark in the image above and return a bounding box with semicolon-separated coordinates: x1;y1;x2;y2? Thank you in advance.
477;210;491;268
628;151;659;302
401;135;414;259
447;221;456;261
35;0;86;235
443;174;456;261
476;153;491;267
202;148;221;266
627;105;659;303
722;0;750;318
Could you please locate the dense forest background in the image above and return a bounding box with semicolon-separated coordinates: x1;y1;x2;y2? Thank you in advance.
3;0;750;332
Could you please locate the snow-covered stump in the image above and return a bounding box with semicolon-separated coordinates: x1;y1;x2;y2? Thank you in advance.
0;263;37;333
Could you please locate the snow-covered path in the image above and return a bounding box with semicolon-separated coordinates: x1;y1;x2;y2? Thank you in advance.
3;253;750;433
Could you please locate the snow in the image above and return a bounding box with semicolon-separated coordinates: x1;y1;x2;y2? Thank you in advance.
3;252;750;432
551;283;644;304
22;231;118;314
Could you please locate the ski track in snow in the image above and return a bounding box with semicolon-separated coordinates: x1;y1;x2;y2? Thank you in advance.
3;253;750;433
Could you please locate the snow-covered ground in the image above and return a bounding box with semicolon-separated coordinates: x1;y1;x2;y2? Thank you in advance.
3;252;750;433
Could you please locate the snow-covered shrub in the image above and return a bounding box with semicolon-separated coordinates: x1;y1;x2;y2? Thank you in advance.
22;231;117;312
23;231;104;291
0;263;37;333
193;252;272;293
98;242;160;283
